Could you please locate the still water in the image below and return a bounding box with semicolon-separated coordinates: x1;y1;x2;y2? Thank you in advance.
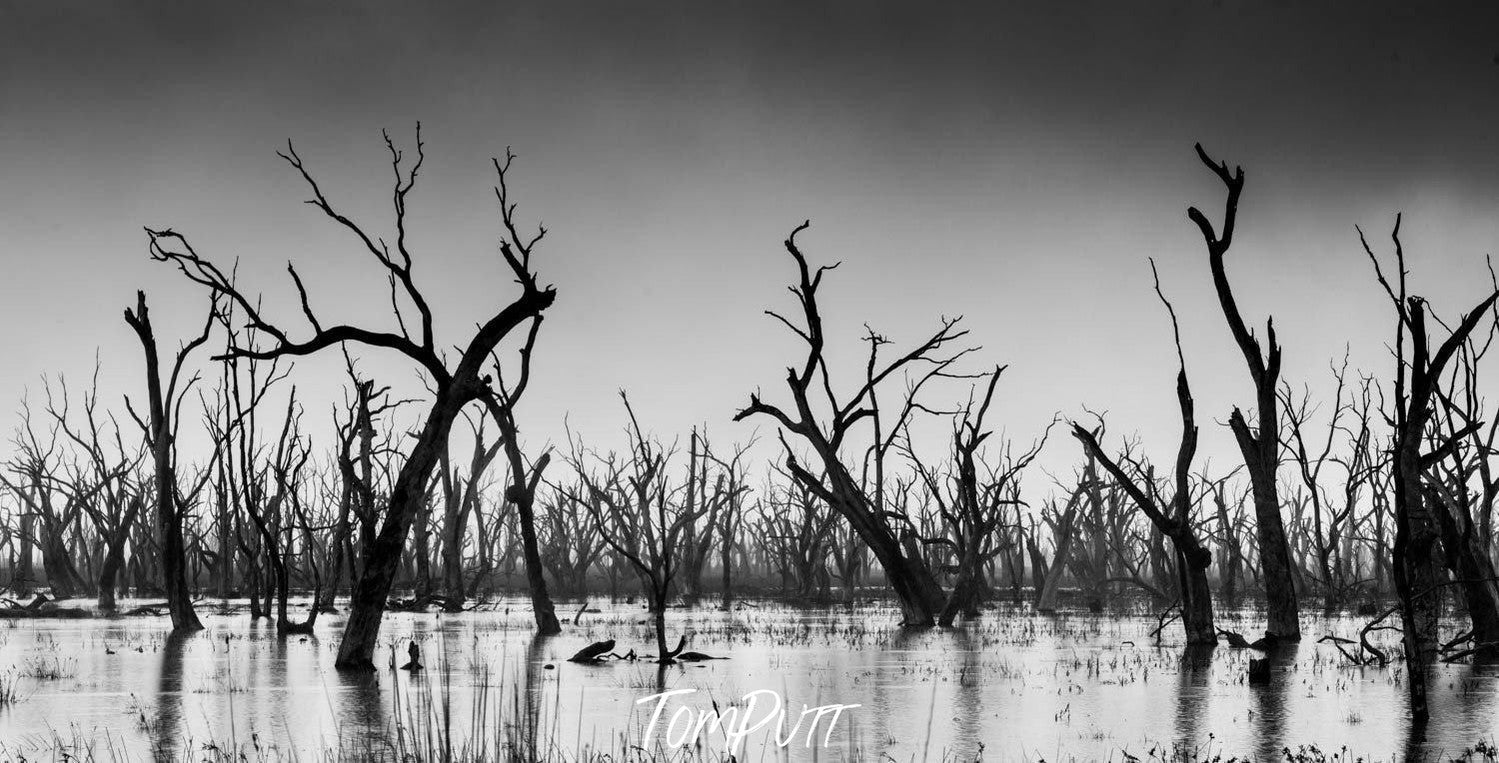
0;598;1493;761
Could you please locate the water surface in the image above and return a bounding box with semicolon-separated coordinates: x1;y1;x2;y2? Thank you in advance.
0;598;1492;761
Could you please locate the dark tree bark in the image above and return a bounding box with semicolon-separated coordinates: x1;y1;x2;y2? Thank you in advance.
1071;260;1215;646
903;367;1054;625
123;291;214;633
1035;485;1085;614
483;379;560;634
145;130;558;666
736;222;973;626
1359;214;1499;724
1188;143;1300;641
1424;308;1499;660
438;417;502;611
96;497;140;611
570;393;702;662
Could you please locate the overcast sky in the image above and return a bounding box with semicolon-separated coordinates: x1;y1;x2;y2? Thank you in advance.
2;1;1498;484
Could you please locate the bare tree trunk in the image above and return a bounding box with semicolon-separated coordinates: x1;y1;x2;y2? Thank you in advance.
124;292;206;633
1359;214;1499;723
1036;493;1082;613
145;135;559;665
97;498;140;611
1189;144;1300;640
338;395;466;667
1071;260;1216;646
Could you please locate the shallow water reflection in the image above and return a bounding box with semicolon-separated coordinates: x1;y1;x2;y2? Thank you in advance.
0;599;1494;760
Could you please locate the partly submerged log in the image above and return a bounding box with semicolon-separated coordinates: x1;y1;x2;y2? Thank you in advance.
676;651;725;662
390;594;463;613
1219;628;1282;650
0;594;90;619
567;639;616;663
1218;629;1252;649
0;606;91;619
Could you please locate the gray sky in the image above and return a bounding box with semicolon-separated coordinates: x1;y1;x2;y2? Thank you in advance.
2;1;1498;483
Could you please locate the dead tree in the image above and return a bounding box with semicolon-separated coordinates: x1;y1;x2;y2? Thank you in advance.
538;479;608;596
676;432;746;603
478;312;560;632
1188;143;1300;641
1072;261;1215;645
1034;479;1089;613
567;393;702;663
1425;284;1499;660
762;469;838;600
123;291;215;632
438;412;503;610
43;366;148;610
826;512;869;605
1205;479;1252;607
711;443;752;609
1360;214;1499;723
735;222;976;625
1280;354;1377;613
906;369;1054;624
327;356;408;607
243;393;321;634
2;401;91;600
144;129;559;667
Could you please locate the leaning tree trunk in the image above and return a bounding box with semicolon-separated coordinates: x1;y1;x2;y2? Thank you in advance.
1036;496;1082;613
336;383;477;668
513;485;561;634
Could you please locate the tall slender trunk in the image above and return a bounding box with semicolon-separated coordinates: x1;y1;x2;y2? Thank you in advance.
1190;143;1300;639
124;292;203;633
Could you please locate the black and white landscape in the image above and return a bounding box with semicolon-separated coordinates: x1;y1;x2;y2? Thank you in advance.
0;3;1498;761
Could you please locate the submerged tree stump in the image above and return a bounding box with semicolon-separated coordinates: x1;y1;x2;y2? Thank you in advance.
1247;658;1271;684
400;641;423;671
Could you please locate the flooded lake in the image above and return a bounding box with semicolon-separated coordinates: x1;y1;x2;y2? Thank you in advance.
0;598;1494;761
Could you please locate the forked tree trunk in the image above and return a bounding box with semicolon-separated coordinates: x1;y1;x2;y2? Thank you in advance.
98;546;125;611
124;292;203;633
1189;143;1300;640
96;499;139;611
1036;497;1081;613
1359;218;1499;724
939;547;983;626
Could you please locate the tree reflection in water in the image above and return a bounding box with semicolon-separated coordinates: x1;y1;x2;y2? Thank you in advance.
1249;642;1298;761
1174;644;1214;756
